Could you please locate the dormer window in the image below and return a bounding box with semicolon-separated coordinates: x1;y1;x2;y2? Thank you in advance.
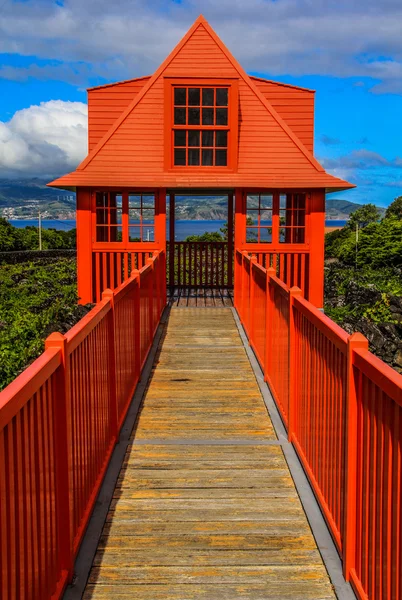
165;80;238;170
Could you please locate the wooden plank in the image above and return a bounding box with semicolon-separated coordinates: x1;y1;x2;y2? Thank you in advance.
83;307;335;599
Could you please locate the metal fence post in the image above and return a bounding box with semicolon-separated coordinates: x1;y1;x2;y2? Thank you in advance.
343;332;369;581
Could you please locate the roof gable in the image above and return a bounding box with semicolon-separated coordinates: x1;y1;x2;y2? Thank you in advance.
49;16;354;192
77;15;322;174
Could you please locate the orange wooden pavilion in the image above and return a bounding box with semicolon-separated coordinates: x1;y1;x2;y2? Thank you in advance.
49;15;354;308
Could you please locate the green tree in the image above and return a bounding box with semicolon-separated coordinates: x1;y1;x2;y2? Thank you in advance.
348;204;381;230
385;195;402;220
184;231;223;242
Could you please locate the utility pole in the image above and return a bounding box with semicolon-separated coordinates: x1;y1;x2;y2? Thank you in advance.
39;211;42;250
355;223;359;270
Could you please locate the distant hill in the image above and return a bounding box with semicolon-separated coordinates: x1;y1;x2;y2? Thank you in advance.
0;179;386;221
0;178;76;219
326;198;385;220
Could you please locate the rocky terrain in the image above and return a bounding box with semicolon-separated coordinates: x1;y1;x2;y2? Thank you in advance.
325;261;402;372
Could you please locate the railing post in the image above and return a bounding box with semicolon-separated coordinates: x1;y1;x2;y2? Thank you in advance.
343;332;369;581
288;286;302;442
239;252;244;317
102;289;118;440
264;267;276;383
249;255;257;343
131;270;141;379
45;332;73;581
146;257;154;342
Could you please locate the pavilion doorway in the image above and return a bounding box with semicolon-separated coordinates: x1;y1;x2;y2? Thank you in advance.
167;191;234;291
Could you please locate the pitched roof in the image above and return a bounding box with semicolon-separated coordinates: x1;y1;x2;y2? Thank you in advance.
49;15;354;193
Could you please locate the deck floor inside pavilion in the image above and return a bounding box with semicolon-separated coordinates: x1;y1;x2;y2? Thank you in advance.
81;307;335;600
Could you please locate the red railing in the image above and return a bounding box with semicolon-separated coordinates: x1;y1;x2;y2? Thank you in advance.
0;250;165;600
235;248;402;600
254;250;310;299
167;241;232;288
92;250;154;302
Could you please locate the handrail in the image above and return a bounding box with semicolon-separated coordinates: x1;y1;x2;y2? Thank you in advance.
234;245;402;600
0;248;166;600
0;347;61;425
353;345;402;405
293;294;349;352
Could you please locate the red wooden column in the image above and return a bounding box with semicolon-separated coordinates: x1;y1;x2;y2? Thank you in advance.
227;192;234;288
234;189;246;251
76;187;93;305
155;188;167;251
308;189;325;308
155;189;167;304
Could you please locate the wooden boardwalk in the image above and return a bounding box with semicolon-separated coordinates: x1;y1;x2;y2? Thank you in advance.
168;287;233;307
83;308;335;599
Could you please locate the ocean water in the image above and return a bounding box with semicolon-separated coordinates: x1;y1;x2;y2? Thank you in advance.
9;218;348;241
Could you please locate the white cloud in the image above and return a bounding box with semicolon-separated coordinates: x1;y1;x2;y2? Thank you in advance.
0;0;402;93
0;100;87;178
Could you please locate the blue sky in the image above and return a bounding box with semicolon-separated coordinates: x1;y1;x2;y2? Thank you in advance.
0;0;401;207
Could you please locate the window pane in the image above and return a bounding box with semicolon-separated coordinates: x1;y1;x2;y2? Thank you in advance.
96;192;107;208
202;108;214;125
280;194;288;209
247;211;259;226
188;130;200;147
141;208;155;224
128;194;141;208
128;209;140;223
216;108;228;125
215;149;227;166
202;130;214;147
96;226;108;242
174;148;186;165
96;209;107;225
294;210;305;226
188;88;200;106
260;194;273;209
259;227;272;243
110;225;123;242
216;131;227;147
216;88;228;106
202;149;213;166
128;227;141;242
293;228;305;243
260;209;272;225
142;194;155;208
174;88;186;105
280;227;291;243
142;226;154;242
174;130;186;147
109;208;122;224
246;228;258;243
174;107;186;125
109;193;121;208
246;195;259;209
188;108;200;125
202;88;214;106
188;149;200;166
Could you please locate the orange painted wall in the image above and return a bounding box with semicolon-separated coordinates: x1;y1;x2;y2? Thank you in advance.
87;77;151;151
251;77;314;152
